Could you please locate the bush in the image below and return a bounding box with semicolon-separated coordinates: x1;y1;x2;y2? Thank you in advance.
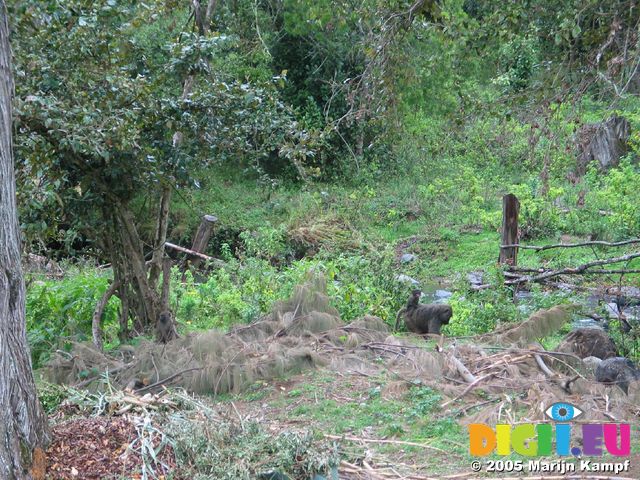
26;272;120;367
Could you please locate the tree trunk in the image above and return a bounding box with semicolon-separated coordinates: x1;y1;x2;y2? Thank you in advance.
498;194;520;266
111;205;161;332
91;280;120;351
0;4;50;477
148;184;172;290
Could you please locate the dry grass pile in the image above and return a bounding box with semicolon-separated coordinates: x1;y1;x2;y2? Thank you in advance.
288;216;363;252
44;278;640;426
44;274;396;395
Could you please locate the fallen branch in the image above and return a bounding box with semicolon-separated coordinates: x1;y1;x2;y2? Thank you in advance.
326;434;450;455
441;373;494;409
505;251;640;285
502;238;640;251
509;266;640;275
448;353;476;383
164;242;225;267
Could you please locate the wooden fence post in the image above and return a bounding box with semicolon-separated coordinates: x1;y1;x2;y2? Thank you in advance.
499;194;520;266
189;214;217;268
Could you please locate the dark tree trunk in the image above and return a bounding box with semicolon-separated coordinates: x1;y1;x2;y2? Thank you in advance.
91;280;120;351
109;205;162;333
148;184;172;289
499;194;520;266
0;4;50;477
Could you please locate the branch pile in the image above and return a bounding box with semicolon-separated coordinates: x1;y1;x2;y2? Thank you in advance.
501;238;640;285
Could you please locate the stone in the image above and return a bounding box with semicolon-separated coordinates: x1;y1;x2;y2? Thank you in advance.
400;253;417;264
395;274;419;286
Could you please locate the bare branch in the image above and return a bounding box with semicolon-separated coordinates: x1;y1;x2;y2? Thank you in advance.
502;238;640;252
506;251;640;285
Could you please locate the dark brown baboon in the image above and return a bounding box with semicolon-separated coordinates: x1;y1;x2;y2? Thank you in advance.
156;310;177;344
595;357;640;394
395;289;453;335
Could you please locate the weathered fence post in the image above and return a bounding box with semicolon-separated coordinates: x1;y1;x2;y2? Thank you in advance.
189;214;217;268
499;194;520;266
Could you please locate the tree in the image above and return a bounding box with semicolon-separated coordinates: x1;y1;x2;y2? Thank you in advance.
0;2;50;478
12;0;304;341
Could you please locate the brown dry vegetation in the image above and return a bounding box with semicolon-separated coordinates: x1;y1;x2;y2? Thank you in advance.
42;275;640;479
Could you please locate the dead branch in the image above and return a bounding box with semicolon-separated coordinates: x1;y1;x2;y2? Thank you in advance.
502;238;640;251
441;373;494;409
447;353;476;384
326;434;450;455
164;242;226;267
505;251;640;284
533;352;554;376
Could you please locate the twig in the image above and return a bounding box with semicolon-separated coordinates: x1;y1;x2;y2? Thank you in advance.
150;353;160;383
441;373;494;409
231;401;245;431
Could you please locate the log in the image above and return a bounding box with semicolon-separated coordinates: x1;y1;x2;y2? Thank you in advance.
498;194;520;266
189;214;217;268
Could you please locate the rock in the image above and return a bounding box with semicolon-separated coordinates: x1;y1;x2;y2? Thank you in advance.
400;253;417;264
467;271;484;287
576;115;630;173
515;290;533;301
556;328;618;360
605;302;621;318
434;289;452;300
595;357;640;394
395;274;419;286
571;318;604;330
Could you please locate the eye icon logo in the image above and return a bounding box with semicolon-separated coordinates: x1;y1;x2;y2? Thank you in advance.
545;402;583;422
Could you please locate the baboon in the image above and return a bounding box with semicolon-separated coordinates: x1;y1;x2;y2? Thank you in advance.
395;289;453;335
595;357;640;394
156;310;177;344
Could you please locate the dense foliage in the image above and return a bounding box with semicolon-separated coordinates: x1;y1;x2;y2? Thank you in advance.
11;0;640;361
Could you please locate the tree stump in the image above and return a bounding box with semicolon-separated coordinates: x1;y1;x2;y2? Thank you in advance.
576;115;630;174
188;214;217;268
499;194;520;266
